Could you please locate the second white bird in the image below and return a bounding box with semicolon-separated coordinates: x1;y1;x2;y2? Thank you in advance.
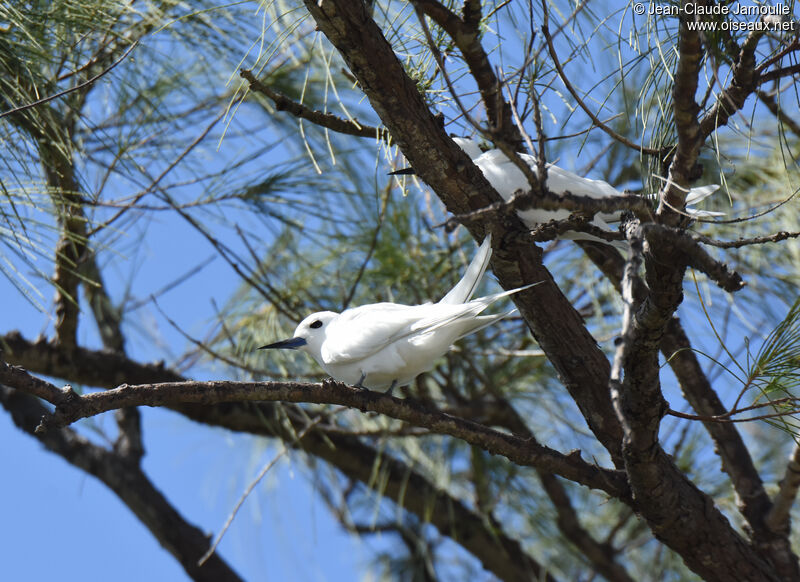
260;235;535;392
396;138;723;249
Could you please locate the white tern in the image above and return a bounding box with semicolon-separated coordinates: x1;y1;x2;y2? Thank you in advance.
260;235;536;392
395;138;723;248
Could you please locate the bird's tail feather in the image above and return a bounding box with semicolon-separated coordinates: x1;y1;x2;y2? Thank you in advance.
420;281;541;337
439;234;492;305
454;309;517;340
685;184;719;205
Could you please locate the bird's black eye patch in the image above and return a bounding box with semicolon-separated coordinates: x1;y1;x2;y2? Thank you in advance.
310;320;323;329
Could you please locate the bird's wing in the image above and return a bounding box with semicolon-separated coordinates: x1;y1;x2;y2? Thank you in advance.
685;185;725;216
320;286;516;364
543;165;622;198
438;234;492;305
475;150;624;200
322;283;540;365
320;303;428;364
474;150;528;199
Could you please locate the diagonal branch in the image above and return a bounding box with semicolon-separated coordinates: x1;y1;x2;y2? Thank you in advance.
658;5;705;221
697;30;764;140
240;69;389;140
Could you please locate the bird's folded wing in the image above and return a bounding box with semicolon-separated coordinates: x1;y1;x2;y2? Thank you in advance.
320;303;432;364
320;284;537;365
544;165;622;199
320;299;499;365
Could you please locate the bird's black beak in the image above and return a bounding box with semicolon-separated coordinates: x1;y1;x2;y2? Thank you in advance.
259;337;307;350
388;167;416;176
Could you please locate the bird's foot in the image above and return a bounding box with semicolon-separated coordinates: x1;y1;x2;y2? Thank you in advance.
384;380;398;397
353;372;369;391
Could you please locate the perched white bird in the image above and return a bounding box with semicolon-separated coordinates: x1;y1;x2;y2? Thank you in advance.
260;235;536;392
396;138;723;248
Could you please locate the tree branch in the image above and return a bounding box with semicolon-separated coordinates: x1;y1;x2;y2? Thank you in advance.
658;4;705;222
766;444;800;535
641;224;744;293
411;0;522;146
240;69;389;140
697;30;762;139
1;363;628;500
580;242;797;576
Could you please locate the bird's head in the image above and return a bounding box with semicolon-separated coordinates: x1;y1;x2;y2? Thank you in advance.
259;311;338;357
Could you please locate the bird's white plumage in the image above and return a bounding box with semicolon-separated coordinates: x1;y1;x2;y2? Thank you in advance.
451;137;723;248
262;235;534;390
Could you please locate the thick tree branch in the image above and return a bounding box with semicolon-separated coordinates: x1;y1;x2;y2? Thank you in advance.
608;232;774;580
1;363;628;500
0;330;185;386
581;242;797;576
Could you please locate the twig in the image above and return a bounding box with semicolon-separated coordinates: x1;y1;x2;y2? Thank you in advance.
666;398;800;423
0;41;139;119
413;5;484;133
642;224;745;293
342;181;391;310
689;229;800;249
0;361;74;405
199;415;328;565
540;1;661;157
240;69;389;140
88;107;228;237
